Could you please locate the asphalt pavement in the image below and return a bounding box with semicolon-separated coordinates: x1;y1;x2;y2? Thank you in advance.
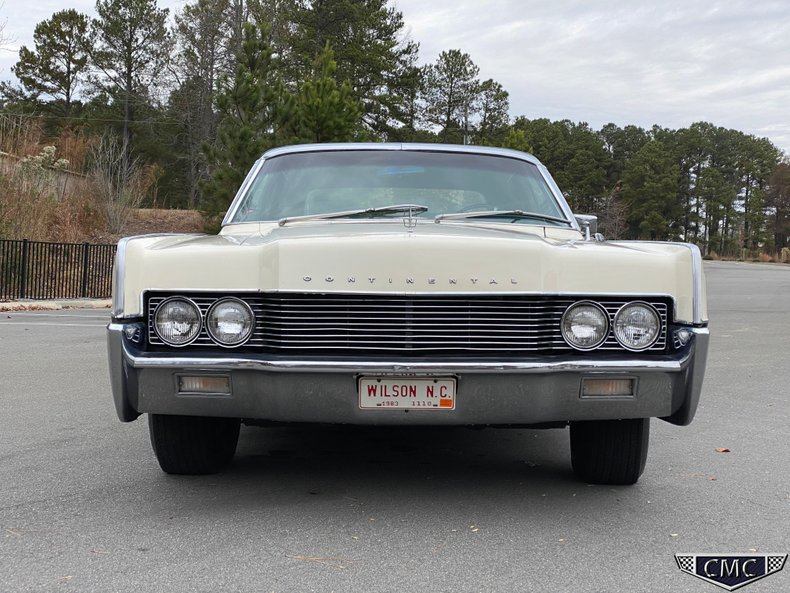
0;261;788;593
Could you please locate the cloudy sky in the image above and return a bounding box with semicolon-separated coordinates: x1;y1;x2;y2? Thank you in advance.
1;0;788;152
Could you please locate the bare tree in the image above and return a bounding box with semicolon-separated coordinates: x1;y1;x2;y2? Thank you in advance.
598;182;629;240
171;0;230;207
90;133;157;233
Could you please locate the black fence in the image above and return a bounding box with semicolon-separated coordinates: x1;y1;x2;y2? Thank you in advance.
0;239;117;301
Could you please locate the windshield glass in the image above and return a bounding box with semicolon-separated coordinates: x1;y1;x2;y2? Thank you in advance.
230;150;567;225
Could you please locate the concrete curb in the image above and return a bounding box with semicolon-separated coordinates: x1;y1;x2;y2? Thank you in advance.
0;299;111;312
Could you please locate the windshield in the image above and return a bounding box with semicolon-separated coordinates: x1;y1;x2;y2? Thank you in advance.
229;150;567;225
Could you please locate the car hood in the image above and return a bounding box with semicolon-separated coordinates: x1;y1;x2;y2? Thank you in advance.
117;221;705;323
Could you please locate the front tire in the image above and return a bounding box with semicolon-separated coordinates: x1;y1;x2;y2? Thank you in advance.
148;414;240;475
570;418;649;485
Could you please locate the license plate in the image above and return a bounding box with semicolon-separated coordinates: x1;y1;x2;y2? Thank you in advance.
358;377;456;410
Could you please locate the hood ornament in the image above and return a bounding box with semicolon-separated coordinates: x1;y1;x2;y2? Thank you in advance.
403;205;418;231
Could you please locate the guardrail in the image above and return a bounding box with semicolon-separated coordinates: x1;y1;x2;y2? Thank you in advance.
0;239;116;301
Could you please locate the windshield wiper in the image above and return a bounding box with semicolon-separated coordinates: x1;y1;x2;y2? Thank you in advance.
278;204;429;226
434;210;571;225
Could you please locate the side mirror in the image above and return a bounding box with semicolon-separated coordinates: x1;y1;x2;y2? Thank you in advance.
574;214;598;240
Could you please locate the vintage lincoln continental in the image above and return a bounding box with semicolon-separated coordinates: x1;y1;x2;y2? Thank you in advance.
107;143;709;484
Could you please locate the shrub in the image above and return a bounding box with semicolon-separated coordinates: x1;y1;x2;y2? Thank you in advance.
88;134;161;235
0;146;103;241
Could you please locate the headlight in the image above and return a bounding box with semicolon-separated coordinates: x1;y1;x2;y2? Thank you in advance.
207;298;254;346
154;297;202;346
614;302;661;350
561;301;609;350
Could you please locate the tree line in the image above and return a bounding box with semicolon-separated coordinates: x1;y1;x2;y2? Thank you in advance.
0;0;787;254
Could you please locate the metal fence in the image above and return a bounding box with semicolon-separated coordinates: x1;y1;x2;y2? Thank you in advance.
0;239;117;301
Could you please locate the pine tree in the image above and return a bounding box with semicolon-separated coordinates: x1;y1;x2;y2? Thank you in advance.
502;128;532;153
202;22;285;219
172;0;231;207
599;123;649;184
89;0;171;164
766;161;790;252
621;140;682;240
508;117;611;211
475;79;509;145
288;0;419;136
421;50;480;143
10;9;90;116
697;167;735;253
286;44;361;144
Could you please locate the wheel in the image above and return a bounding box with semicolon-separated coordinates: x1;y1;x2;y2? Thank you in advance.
569;418;650;485
148;414;240;475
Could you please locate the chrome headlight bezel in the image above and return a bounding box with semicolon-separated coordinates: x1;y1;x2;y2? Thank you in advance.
152;296;203;347
560;301;610;351
613;301;661;351
206;297;255;347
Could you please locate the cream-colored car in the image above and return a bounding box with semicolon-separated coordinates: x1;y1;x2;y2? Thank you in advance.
107;143;709;484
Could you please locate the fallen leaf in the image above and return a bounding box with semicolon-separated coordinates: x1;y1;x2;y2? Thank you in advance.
715;448;731;453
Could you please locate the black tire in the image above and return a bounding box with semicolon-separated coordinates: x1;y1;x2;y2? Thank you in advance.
570;418;650;485
148;414;240;475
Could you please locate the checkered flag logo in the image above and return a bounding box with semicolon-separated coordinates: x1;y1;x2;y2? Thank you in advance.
675;553;787;591
676;555;695;573
767;555;786;574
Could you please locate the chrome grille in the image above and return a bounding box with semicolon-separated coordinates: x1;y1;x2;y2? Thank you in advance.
147;293;670;355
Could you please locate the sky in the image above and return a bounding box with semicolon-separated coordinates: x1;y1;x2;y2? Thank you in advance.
1;0;788;153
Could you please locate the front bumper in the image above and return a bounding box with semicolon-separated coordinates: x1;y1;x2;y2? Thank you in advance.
107;324;709;426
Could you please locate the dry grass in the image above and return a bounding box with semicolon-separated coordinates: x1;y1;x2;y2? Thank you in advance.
0;118;203;243
89;208;205;243
0;159;203;242
0;115;44;158
0;161;104;242
55;128;97;173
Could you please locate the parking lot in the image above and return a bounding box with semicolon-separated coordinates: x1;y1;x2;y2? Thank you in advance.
1;261;788;593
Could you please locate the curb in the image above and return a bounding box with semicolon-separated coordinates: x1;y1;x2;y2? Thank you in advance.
0;299;112;312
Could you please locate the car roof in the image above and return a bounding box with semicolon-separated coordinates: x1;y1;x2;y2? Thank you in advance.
261;142;543;166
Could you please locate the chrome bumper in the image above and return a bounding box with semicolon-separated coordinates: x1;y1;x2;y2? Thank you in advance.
107;324;708;426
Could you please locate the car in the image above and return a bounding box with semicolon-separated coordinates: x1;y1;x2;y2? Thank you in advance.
107;143;709;484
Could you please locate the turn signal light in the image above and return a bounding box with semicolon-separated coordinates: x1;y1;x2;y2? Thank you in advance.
178;375;231;395
581;378;635;397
